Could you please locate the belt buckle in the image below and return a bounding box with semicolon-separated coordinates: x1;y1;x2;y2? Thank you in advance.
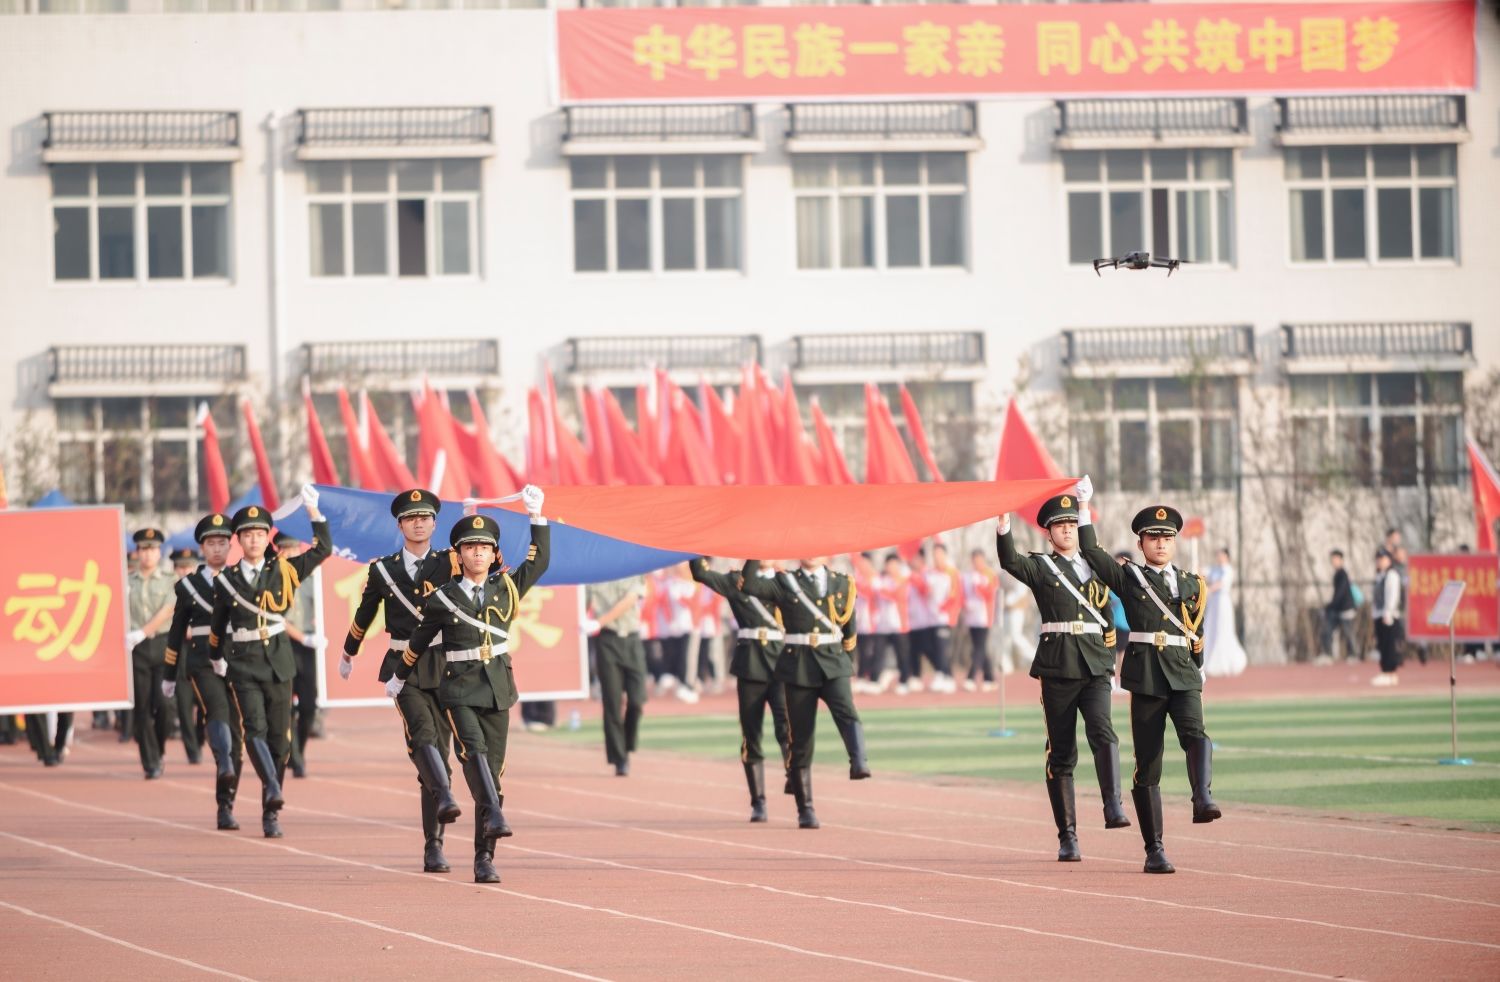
756;627;768;643
1153;631;1166;650
809;630;821;647
1070;621;1085;636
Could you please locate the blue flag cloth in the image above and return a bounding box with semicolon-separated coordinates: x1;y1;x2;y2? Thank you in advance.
272;485;691;586
163;489;264;553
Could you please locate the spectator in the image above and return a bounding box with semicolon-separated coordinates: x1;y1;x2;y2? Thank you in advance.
907;548;958;694
960;548;999;692
872;553;912;693
1201;548;1248;677
1372;548;1404;686
1318;550;1361;664
1391;544;1423;664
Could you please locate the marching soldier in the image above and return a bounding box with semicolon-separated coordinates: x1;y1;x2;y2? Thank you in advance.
168;547;205;765
208;487;331;838
163;514;243;830
740;556;867;830
997;494;1130;863
392;485;549;884
585;574;649;777
126;528;177;779
1075;477;1221;875
279;532;320;780
690;557;791;823
341;488;465;874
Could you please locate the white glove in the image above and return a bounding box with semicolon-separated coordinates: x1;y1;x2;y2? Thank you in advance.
521;484;545;517
581;617;601;637
125;629;146;650
161;680;176;699
300;483;320;510
385;676;405;699
338;654;353;681
996;513;1011;536
212;658;228;677
310;636;328;654
1075;474;1093;504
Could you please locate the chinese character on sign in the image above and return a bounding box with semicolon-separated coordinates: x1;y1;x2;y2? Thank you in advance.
1141;18;1190;73
509;588;564;653
794;23;846;78
1194;18;1246;73
1352;16;1400;72
633;25;683;82
687;24;737;81
1036;22;1082;77
1248;17;1295;72
904;21;952;77
744;25;791;80
956;22;1004;78
1089;22;1139;75
5;560;113;662
1301;18;1347;71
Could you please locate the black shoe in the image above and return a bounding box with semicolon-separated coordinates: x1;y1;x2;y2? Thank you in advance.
461;758;509;840
1186;738;1222;824
262;811;283;839
1046;776;1082;862
750;797;768;822
247;738;284;812
837;719;872;780
1094;745;1132;829
1132;786;1176;874
743;760;768;822
145;765;164;780
413;745;462;824
290;759;306;779
614;760;629;777
217;805;240;831
793;767;819;829
186;745;202;766
423;840;451;873
474;851;500;884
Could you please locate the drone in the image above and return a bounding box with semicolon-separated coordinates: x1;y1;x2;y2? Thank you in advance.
1092;251;1191;276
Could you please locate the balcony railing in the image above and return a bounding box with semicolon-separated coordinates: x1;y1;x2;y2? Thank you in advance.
42;111;240;151
563;105;756;144
787;102;978;140
1281;323;1472;360
1275;95;1467;136
792;332;984;369
565;335;761;372
297;107;493;148
302;340;500;379
1062;326;1254;368
48;345;247;384
1055;98;1247;141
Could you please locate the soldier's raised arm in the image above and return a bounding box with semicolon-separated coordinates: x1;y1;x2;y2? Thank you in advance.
1072;477;1130;594
739;560;784;603
690;556;739;598
995;514;1038;588
286;485;332;581
510;485;551;598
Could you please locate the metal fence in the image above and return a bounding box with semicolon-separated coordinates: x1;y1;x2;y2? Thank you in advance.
1055;98;1247;140
302;340;500;379
48;344;247;383
297;106;492;147
564;104;756;143
1276;95;1467;134
1062;326;1255;367
787;102;978;140
566;335;761;372
1281;323;1473;360
43;110;240;150
792;332;984;369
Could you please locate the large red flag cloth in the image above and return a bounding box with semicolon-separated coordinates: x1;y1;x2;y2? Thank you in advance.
196;403;231;514
495;479;1072;558
1470;437;1500;552
304;389;340;487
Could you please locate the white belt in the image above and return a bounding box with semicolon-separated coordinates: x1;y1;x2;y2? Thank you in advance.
188;625;212;638
783;632;836;647
1127;631;1190;648
388;639;410;653
446;645;508;662
737;627;784;643
230;622;285;643
1040;621;1102;636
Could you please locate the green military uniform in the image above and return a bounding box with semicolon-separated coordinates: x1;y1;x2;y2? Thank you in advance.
282;541;319;780
164;514;242;830
208;504;331;838
740;562;865;830
1079;503;1221;875
127;528;176;779
691;558;791;822
344;488;464;873
401;512;550;884
997;494;1130;863
585;575;648;776
168;547;205;767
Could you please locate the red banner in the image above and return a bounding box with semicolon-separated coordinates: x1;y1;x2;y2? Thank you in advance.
316;556;589;706
557;2;1475;102
1406;553;1500;641
0;507;131;714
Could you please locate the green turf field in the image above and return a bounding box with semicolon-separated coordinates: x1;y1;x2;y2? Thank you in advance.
543;694;1500;831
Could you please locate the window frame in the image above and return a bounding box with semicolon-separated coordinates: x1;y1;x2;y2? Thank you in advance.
1067;376;1240;494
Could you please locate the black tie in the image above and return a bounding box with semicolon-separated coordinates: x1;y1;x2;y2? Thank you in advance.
472;585;483;609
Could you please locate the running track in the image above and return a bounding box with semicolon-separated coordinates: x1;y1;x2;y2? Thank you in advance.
2;705;1498;981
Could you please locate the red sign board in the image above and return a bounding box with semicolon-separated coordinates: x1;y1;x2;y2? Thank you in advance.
1405;553;1500;641
557;2;1476;103
316;555;589;706
0;507;132;714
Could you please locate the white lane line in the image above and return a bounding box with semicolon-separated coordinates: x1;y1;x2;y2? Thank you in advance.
0;898;262;981
1215;745;1500;769
0;783;969;982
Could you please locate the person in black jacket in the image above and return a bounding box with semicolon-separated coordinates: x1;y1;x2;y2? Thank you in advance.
1319;550;1360;663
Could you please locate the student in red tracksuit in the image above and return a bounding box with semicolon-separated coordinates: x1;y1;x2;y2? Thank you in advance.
961;549;1000;691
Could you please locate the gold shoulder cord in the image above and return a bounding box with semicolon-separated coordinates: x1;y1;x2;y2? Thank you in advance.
479;575;520;663
253;560;300;643
830;580;857;626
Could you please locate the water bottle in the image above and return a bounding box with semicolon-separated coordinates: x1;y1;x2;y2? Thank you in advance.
568;709;581;732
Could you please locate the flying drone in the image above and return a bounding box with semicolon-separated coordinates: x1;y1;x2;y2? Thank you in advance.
1092;251;1191;276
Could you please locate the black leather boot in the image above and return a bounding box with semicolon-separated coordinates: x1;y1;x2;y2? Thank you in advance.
1186;737;1222;824
262;810;282;839
793;767;819;829
246;737;283;812
1132;786;1175;874
473;810;500;883
1094;744;1132;829
743;760;767;823
413;745;462;824
462;758;510;839
422;788;450;873
836;719;872;780
1046;775;1082;862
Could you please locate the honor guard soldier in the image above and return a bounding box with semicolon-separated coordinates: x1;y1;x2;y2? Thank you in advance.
1075;477;1221;875
168;547;206;765
392;485;550;884
163;514;244;829
126;527;177;780
341;488;465;874
278;531;320;780
997;494;1130;863
207;487;332;838
690;557;792;822
585;575;649;777
740;557;867;830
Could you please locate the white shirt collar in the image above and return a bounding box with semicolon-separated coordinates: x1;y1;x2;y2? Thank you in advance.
402;547;429;576
239;559;263;578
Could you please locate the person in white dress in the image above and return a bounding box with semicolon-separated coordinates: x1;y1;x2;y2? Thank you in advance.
1201;548;1248;678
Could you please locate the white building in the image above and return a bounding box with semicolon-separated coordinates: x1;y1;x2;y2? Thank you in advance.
2;5;1497;659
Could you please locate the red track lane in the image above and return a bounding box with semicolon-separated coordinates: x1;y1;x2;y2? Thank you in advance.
3;707;1498;982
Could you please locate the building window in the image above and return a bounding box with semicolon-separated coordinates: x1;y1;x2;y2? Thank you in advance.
51;163;231;283
793;153;967;271
54;397;239;513
1286;145;1457;264
1290;372;1463;488
1067;377;1238;493
1063;149;1234;267
307;159;480;278
569;155;743;274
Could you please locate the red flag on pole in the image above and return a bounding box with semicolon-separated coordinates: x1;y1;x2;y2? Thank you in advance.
701;382;741;485
738;366;779;484
780;377;822;485
552;396;593;487
602;388;662;486
581;388;618;486
526;388;552;485
241;398;280;511
335;386;382;491
811;399;854;485
660;386;720;486
865;384;918;483
196;402;231;513
454;391;520;498
1470;437;1500;552
899;384;944;482
416;382;471;500
994;397;1063;481
303;385;340;487
363;392;417;491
